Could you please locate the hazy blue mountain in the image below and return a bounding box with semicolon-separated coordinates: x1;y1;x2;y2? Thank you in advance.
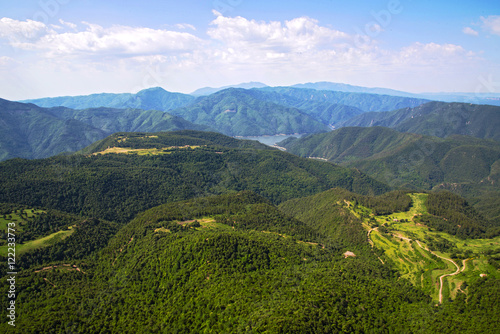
341;101;500;141
22;87;195;111
255;86;430;113
168;88;330;136
291;81;500;106
190;82;269;96
291;82;418;97
0;98;106;161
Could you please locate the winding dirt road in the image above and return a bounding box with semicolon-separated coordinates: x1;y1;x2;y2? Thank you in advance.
415;240;461;304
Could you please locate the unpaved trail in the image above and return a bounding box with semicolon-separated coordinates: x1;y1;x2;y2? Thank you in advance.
415;240;460;303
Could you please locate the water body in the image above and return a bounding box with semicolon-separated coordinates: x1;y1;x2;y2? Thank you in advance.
235;134;306;147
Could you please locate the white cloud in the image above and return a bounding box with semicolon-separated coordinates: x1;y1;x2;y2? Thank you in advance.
0;17;53;41
0;14;491;99
396;42;475;66
0;18;203;58
481;15;500;36
59;19;77;30
175;23;196;31
463;27;478;36
208;14;349;54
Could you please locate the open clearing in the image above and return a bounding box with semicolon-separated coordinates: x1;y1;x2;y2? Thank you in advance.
0;226;75;257
93;145;203;156
354;193;500;302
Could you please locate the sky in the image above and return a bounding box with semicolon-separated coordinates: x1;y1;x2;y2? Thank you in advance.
0;0;499;100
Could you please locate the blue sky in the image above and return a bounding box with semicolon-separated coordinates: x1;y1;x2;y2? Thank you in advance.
0;0;499;99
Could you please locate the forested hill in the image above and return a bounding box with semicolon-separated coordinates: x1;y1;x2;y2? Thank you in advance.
166;88;330;136
0;131;389;223
3;189;498;332
341;101;500;141
0;98;207;161
280;127;500;221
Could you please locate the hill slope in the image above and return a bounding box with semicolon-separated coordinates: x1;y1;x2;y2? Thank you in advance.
0;131;389;223
0;191;447;333
280;127;500;221
0;99;207;161
342;101;500;141
168;88;330;136
0;98;107;161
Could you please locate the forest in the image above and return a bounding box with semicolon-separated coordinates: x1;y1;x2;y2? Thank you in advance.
0;131;498;333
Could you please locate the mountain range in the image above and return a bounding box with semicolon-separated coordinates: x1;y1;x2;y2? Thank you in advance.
341;101;500;141
2;85;500;162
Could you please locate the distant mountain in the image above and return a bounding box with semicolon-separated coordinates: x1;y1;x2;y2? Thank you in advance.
341;101;500;141
291;82;417;98
22;87;195;111
168;88;330;136
190;82;269;96
292;81;500;106
255;86;430;113
280;126;500;221
0;98;207;161
46;106;208;135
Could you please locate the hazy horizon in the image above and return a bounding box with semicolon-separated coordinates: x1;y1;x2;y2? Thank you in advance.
1;0;499;100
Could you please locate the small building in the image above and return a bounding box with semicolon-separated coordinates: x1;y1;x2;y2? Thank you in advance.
343;251;356;258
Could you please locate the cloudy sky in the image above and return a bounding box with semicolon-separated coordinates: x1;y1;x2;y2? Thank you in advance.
0;0;499;100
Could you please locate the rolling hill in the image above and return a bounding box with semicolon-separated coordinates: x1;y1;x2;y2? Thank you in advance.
0;131;389;223
0;131;498;332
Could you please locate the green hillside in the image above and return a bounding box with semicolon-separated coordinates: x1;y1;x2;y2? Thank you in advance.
342;101;500;141
0;99;207;161
280;127;500;221
168;88;330;136
280;189;500;322
0;99;107;161
4;191;495;333
0;131;388;223
256;86;430;112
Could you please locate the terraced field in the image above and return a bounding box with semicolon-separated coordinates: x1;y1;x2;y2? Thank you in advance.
356;193;500;302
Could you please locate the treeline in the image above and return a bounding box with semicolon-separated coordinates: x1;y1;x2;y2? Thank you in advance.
425;191;499;239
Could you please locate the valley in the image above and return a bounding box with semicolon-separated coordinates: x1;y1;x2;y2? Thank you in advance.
349;193;500;303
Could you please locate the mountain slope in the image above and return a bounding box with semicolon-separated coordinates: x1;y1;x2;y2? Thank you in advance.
191;81;269;96
0;191;445;333
168;88;330;136
0;98;107;161
0;131;389;223
0;98;207;161
22;87;195;111
280;127;500;221
256;86;430;113
46;106;208;134
291;81;500;106
342;101;500;141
